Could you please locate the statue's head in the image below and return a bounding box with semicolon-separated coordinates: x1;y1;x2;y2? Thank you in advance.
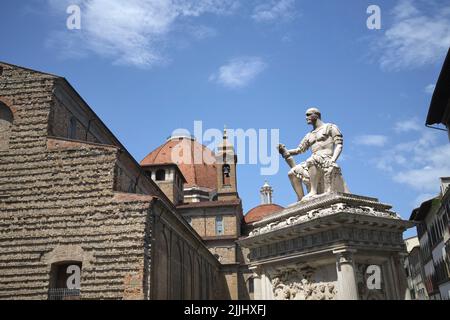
306;108;321;125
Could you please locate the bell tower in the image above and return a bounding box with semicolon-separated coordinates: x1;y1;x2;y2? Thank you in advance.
216;127;239;201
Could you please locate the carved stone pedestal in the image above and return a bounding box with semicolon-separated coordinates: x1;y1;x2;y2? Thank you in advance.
239;193;414;300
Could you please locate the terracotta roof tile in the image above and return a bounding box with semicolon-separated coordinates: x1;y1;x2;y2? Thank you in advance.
244;204;284;224
141;137;217;190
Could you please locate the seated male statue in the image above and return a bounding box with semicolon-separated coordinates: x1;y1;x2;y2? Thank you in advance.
278;108;349;202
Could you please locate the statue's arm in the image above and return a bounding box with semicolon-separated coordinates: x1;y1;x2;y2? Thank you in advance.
288;135;310;155
330;124;344;163
331;143;343;163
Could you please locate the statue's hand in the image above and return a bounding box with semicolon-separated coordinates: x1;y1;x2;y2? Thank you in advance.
278;144;291;158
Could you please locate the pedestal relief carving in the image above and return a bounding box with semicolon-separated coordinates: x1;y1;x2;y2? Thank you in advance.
271;266;337;300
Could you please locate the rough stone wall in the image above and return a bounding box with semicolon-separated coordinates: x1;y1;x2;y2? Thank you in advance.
0;64;156;299
0;139;152;299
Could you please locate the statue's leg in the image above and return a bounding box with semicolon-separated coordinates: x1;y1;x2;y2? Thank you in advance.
297;163;311;193
288;168;305;201
307;165;319;197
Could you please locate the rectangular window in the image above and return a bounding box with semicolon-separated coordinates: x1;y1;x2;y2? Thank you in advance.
215;216;224;235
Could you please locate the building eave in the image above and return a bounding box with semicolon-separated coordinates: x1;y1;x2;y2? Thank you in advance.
426;48;450;126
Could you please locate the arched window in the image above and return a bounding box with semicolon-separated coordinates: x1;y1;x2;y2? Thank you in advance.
222;164;231;185
0;102;14;151
156;169;166;181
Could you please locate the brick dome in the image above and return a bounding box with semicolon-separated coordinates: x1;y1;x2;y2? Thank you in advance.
141;136;217;190
244;204;284;224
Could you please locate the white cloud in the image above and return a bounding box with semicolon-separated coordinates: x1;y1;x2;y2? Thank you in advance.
412;192;437;208
252;0;296;23
353;135;388;147
376;0;450;70
394;118;422;133
373;122;450;195
393;145;450;192
47;0;240;68
425;83;436;95
209;57;267;88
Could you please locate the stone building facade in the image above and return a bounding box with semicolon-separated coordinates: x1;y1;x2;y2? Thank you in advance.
409;178;450;300
0;62;227;300
404;236;428;300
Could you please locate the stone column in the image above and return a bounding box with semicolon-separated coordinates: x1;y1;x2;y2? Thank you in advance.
390;254;408;300
333;248;359;300
250;267;262;300
260;271;273;300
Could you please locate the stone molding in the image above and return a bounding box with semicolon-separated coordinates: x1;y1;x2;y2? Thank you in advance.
249;197;401;238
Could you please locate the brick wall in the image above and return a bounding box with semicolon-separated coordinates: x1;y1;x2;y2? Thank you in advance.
190;215;237;237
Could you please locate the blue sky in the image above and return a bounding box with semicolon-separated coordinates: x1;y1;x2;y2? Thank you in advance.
1;0;450;238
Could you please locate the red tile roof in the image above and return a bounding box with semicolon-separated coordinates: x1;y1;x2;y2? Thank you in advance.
141;137;217;190
244;204;284;224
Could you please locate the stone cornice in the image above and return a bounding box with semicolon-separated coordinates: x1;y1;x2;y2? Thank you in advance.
239;211;413;248
252;193;393;227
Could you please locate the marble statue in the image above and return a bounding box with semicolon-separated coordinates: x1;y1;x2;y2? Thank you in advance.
278;108;349;202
